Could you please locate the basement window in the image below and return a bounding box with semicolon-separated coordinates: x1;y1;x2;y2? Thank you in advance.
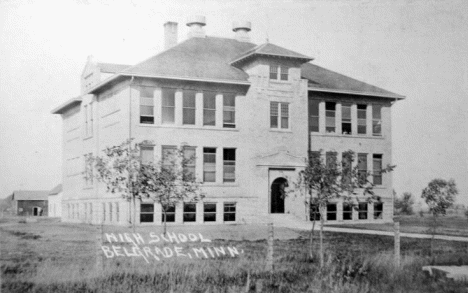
326;203;337;221
343;203;353;220
183;203;196;222
358;202;368;220
204;203;217;222
140;203;154;223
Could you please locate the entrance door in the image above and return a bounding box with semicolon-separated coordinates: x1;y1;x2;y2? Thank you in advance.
271;177;288;213
33;207;39;216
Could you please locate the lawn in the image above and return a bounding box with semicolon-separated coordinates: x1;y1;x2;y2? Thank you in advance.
1;217;468;292
326;214;468;237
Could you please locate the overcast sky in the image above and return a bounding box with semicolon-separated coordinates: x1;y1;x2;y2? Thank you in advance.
0;0;467;205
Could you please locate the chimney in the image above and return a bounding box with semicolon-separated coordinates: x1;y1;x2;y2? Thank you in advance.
232;21;251;42
186;15;206;38
164;21;178;50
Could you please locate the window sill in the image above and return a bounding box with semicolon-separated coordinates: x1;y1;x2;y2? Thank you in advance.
310;132;385;139
139;124;239;132
202;183;240;187
269;79;290;84
270;128;292;133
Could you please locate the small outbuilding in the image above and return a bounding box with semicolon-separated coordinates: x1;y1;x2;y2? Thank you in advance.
48;184;62;217
11;190;49;217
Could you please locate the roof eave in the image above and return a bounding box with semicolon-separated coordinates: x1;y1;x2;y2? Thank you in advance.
230;52;313;65
51;97;83;114
120;73;251;86
308;87;405;100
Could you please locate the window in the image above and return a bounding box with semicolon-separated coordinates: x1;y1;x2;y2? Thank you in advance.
162;146;177;171
223;148;236;183
269;65;278;80
203;148;216;182
326;203;337;221
161;205;175;223
280;67;289;81
223;94;236;128
140;203;154;223
224;203;236;222
183;146;196;180
358;153;368;184
204;203;217;222
270;102;289;129
357;104;367;135
374;202;383;219
270;65;288;81
84;153;93;187
342;152;352;185
102;203;106;222
162;88;176;124
203;91;216;126
90;203;93;222
309;99;319;132
109;202;113;222
373;154;383;185
325;102;336;133
372;105;382;136
183;203;196;222
358;202;368;220
83;103;94;137
343;203;353;220
183;90;196;125
310;204;320;221
326;152;337;168
341;103;352;135
140;145;154;164
139;87;154;124
115;203;118;223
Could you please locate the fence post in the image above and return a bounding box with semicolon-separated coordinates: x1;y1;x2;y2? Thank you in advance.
394;217;400;267
266;223;274;271
96;223;103;271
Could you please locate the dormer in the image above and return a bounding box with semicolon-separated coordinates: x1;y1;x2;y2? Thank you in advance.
80;55;129;94
230;43;313;82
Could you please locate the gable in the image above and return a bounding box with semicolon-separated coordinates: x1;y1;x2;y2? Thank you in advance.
255;150;306;168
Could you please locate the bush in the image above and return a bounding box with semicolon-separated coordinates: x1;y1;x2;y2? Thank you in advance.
395;192;415;215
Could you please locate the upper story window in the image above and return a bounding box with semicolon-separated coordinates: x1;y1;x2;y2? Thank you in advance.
84;153;93;187
325;102;336;133
162;88;176;124
139;87;154;124
309;99;319;132
357;153;368;184
162;146;177;170
83;102;94;137
270;102;289;129
269;65;289;81
223;148;236;183
183;90;196;125
357;104;367;135
341;103;352;135
373;154;383;185
183;146;196;180
203;147;216;182
372;104;382;136
223;94;236;128
203;92;216;126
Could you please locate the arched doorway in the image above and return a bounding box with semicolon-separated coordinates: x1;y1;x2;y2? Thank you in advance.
271;177;288;213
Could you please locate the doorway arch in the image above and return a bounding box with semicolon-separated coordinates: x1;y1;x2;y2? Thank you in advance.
271;177;288;213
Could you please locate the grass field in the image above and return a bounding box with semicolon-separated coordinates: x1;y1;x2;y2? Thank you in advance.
1;217;468;292
326;214;468;237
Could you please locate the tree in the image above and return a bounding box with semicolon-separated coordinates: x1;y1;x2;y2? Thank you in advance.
295;150;394;267
85;139;203;233
421;178;458;255
394;192;415;215
139;146;203;234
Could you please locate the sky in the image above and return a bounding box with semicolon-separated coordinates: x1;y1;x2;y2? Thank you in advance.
0;0;467;205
